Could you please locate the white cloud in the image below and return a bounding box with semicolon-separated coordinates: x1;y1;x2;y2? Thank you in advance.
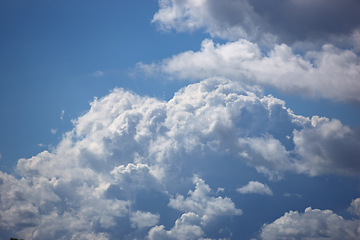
149;176;241;239
130;211;160;229
2;78;360;239
237;181;273;195
50;128;57;134
150;1;360;103
148;212;204;240
139;39;360;102
349;198;360;217
169;176;242;224
260;206;360;240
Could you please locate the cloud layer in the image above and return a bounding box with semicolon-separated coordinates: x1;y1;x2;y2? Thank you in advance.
1;78;359;239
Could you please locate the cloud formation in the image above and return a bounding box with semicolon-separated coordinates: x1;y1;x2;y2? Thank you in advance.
149;177;241;239
139;39;360;102
260;202;360;240
237;181;273;195
1;78;359;239
153;0;360;47
149;1;360;102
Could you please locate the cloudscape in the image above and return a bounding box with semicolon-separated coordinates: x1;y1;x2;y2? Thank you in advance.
0;1;360;239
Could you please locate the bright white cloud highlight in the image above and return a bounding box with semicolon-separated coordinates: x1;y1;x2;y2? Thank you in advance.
237;181;273;195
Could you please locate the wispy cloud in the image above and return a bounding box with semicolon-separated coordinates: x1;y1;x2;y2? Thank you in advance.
93;70;105;77
60;110;65;120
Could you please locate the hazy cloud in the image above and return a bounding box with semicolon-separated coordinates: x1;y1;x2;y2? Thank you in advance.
93;70;105;77
60;110;65;120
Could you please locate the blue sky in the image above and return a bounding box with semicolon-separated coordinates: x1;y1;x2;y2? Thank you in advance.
1;1;360;239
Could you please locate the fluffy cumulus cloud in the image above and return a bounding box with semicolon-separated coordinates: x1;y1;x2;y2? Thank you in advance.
149;0;360;102
260;202;360;240
293;117;360;176
148;212;204;240
349;198;360;218
139;39;360;102
148;177;241;239
153;0;360;46
168;177;242;224
1;78;360;239
237;181;273;195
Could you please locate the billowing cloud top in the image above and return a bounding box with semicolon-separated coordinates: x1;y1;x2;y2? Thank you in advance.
1;78;360;239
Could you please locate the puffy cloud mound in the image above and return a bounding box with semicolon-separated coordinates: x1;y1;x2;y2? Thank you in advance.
349;198;360;217
1;78;360;239
293;117;360;176
148;212;204;240
168;177;242;223
237;181;273;195
260;202;360;240
148;177;241;239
